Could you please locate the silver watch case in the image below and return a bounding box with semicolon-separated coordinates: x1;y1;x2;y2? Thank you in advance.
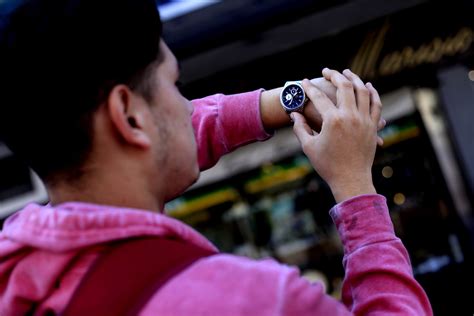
279;81;308;114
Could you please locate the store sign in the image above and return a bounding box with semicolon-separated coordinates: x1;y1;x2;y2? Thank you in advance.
351;23;474;80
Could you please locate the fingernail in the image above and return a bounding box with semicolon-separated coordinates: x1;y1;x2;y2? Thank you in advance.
366;82;372;88
290;113;295;121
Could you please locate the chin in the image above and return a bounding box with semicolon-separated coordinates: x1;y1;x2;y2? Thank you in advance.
182;169;200;192
164;169;200;203
191;165;200;182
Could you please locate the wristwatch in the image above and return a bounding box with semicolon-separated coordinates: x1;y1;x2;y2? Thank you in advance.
279;81;308;114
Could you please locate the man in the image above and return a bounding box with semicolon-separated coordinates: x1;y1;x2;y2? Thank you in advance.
0;0;432;315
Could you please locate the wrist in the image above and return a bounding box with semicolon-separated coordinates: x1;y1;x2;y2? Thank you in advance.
260;88;291;131
329;177;376;203
260;77;332;131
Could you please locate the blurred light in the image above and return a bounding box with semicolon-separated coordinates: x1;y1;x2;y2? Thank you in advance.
382;166;394;178
158;0;222;21
469;70;474;81
393;193;406;205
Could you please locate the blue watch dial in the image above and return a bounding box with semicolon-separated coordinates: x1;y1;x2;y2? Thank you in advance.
281;84;305;110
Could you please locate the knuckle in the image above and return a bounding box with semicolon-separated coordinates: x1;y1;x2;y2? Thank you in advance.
328;70;343;81
341;81;353;90
330;115;344;127
348;115;360;126
372;100;382;110
338;112;360;126
358;87;370;97
364;116;375;127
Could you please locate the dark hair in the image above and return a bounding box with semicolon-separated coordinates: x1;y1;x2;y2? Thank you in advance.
0;0;162;183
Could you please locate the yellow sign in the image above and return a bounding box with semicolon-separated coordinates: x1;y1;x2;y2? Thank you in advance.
351;23;474;79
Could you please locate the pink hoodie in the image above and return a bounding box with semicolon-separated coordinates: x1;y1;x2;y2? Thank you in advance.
0;90;432;315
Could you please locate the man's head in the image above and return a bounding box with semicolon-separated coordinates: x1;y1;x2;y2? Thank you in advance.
0;0;161;180
0;0;198;207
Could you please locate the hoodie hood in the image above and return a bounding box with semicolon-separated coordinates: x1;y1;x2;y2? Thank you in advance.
1;202;216;252
0;202;216;315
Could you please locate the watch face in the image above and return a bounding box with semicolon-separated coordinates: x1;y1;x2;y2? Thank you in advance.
281;83;306;110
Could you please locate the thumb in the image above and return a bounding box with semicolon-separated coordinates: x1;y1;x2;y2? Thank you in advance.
291;112;315;146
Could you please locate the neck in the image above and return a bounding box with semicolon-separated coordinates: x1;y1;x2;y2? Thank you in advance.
46;165;164;212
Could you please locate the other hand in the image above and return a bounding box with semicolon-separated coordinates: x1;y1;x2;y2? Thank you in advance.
292;69;381;203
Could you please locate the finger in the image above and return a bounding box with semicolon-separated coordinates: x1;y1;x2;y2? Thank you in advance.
309;77;337;104
377;118;386;131
322;68;356;111
301;79;335;119
343;69;370;116
291;112;315;147
366;82;382;123
377;136;384;147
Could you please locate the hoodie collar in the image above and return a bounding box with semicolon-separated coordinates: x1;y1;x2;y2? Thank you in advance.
2;202;217;253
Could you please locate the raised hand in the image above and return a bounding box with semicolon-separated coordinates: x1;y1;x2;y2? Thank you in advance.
291;69;382;203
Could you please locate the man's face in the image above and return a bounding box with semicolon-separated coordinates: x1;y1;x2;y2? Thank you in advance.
145;40;199;202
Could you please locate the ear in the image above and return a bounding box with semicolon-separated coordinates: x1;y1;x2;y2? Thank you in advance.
107;85;151;149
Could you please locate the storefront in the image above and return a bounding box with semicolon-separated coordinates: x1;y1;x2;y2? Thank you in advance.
0;1;472;314
165;1;474;315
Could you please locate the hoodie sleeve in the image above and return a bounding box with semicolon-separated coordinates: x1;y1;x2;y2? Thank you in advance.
274;194;432;316
191;90;272;171
329;194;432;315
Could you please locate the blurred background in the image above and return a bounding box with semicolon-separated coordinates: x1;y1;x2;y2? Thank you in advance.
1;0;474;314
